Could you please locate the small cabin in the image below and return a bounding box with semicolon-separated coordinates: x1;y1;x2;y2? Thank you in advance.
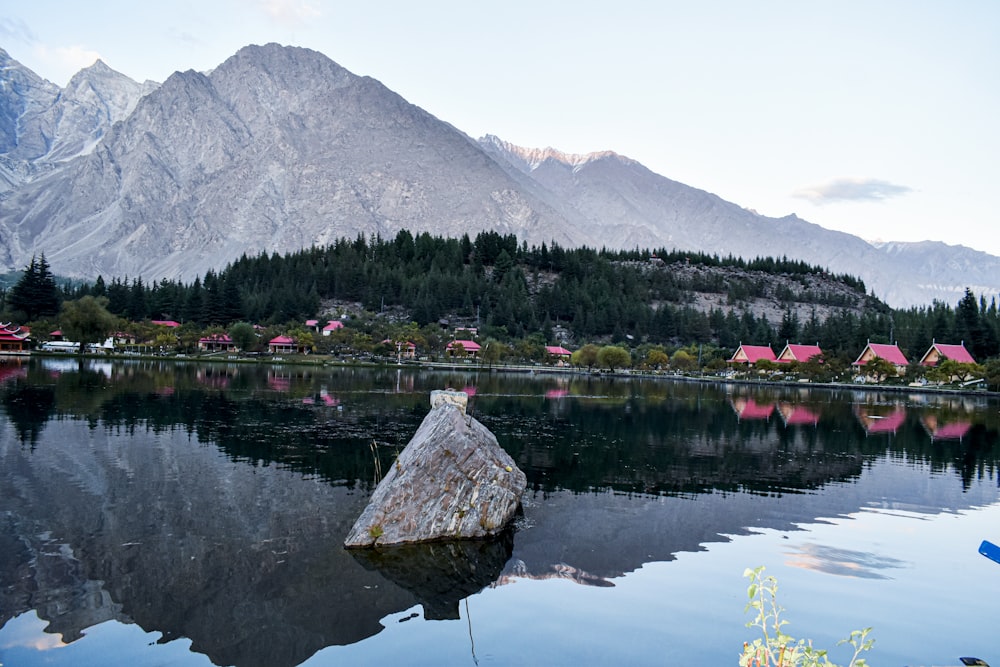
728;344;776;366
853;342;908;369
776;343;822;364
919;341;975;366
446;340;481;358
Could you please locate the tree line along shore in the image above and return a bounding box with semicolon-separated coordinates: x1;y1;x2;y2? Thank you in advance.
2;229;999;389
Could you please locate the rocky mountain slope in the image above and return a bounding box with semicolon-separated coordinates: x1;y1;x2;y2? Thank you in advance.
0;48;155;192
480;137;1000;308
1;43;997;308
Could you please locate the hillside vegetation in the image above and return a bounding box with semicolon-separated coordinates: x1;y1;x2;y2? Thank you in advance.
5;230;999;369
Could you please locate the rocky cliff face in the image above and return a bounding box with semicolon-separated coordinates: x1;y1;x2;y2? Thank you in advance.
1;44;998;307
0;44;586;281
0;49;154;190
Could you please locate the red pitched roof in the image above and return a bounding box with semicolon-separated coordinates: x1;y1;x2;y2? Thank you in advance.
447;339;481;352
920;342;975;366
729;344;776;364
545;345;571;356
322;320;344;331
269;335;295;345
853;342;908;366
777;344;822;363
151;320;181;327
0;323;30;343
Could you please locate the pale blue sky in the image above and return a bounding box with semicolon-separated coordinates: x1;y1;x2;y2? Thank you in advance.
3;1;998;255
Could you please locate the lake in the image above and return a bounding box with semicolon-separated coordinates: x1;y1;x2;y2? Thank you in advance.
0;357;998;666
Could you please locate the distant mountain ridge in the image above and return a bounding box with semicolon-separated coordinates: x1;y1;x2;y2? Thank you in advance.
1;43;997;308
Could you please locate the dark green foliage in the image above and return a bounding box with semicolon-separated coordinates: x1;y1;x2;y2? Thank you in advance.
7;254;60;321
40;229;1000;363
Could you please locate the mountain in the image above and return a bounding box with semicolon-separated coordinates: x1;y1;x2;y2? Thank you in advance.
1;43;997;308
0;48;156;193
0;44;592;281
480;137;1000;308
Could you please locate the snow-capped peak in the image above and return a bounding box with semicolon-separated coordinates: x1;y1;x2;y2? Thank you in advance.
480;134;621;171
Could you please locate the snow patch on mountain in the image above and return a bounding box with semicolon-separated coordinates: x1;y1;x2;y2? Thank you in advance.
480;134;626;172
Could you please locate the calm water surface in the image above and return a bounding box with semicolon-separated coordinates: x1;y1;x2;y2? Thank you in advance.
0;358;998;666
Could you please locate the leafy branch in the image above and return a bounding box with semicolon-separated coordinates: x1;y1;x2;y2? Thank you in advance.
740;566;874;667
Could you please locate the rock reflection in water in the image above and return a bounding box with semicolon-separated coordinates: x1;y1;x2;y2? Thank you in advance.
350;531;514;620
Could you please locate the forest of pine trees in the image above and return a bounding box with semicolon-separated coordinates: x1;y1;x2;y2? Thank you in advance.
2;230;999;364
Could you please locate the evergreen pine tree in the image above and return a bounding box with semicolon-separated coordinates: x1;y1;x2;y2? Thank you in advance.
8;254;60;321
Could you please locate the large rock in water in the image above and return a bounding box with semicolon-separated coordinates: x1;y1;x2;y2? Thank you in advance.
344;391;527;548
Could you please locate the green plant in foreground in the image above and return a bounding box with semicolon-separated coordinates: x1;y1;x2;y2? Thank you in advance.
740;566;874;667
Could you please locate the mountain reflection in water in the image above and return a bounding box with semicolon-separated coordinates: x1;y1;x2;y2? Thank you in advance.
0;358;997;667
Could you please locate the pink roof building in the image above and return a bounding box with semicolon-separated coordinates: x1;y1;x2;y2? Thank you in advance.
269;335;296;354
919;341;976;366
776;343;822;363
0;323;30;353
198;334;235;351
853;342;909;367
729;344;776;365
381;339;417;358
322;320;344;336
152;320;181;328
446;340;481;356
545;345;572;357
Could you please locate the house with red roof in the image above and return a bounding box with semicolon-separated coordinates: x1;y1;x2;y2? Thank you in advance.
112;331;137;345
151;320;181;328
545;345;572;364
269;335;296;355
321;320;344;336
728;344;776;366
919;341;975;366
0;323;30;354
776;343;822;364
198;334;236;353
853;342;909;369
446;340;481;358
382;339;417;359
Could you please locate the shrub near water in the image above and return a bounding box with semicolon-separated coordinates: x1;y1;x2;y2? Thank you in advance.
740;566;874;667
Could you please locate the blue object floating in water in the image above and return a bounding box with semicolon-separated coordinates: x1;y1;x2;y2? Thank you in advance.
979;540;1000;566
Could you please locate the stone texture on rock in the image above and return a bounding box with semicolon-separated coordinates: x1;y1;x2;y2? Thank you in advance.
429;389;468;414
344;398;526;548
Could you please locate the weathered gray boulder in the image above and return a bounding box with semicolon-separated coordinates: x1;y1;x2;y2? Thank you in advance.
344;391;526;548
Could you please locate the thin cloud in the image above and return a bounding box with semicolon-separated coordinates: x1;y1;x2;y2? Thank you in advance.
793;177;912;204
22;44;101;84
258;0;322;25
0;16;38;44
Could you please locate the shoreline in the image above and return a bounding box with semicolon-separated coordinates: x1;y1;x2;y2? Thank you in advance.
16;349;999;399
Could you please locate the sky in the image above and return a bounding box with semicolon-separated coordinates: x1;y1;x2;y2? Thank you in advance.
3;0;999;256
